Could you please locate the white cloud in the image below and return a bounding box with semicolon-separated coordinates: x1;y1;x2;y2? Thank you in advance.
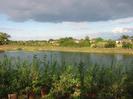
61;22;89;30
112;17;133;24
112;27;133;33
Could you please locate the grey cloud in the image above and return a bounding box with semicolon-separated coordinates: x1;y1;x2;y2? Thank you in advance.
0;0;133;22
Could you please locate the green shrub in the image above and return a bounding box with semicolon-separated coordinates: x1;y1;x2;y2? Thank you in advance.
105;40;116;48
0;56;132;98
49;66;80;98
122;42;133;49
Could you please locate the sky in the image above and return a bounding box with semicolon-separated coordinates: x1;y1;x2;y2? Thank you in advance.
0;0;133;40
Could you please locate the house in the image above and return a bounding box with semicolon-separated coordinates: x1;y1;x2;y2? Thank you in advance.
74;39;80;43
115;40;122;48
49;39;59;46
115;39;132;48
116;40;122;44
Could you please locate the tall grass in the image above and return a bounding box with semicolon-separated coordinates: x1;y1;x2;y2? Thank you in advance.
0;56;133;98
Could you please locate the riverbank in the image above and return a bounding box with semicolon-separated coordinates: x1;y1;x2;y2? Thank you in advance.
0;45;133;54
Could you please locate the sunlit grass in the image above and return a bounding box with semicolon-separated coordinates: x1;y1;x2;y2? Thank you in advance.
0;45;133;54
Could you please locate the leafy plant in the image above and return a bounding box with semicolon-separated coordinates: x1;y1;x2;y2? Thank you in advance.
50;66;80;98
105;40;116;48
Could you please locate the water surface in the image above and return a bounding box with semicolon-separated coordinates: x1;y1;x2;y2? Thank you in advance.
0;51;133;68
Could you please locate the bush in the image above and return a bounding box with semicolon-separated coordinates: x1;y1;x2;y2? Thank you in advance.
122;42;133;49
105;40;116;48
59;37;78;47
79;40;91;47
50;66;80;98
0;56;133;98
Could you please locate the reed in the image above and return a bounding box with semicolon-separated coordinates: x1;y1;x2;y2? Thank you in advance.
0;56;133;98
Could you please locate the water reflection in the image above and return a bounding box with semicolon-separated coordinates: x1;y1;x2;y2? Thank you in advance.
0;51;133;67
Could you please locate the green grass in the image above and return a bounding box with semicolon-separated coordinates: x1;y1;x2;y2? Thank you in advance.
0;45;133;54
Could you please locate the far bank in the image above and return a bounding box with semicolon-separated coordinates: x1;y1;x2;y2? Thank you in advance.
0;45;133;55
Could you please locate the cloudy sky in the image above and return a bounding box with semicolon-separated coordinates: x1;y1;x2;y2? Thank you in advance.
0;0;133;40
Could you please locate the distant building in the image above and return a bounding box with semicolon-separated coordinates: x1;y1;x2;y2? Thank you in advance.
115;39;132;47
116;40;122;47
74;39;80;43
116;40;122;44
49;39;59;46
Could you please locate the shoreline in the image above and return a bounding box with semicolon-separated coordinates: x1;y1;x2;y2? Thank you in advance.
0;45;133;55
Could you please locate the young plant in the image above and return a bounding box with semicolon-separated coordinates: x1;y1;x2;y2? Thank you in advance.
50;65;80;98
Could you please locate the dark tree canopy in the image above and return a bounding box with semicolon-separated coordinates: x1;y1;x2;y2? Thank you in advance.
121;35;129;39
105;40;116;48
0;32;10;45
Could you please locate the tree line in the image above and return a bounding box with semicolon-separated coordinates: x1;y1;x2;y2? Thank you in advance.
0;32;133;48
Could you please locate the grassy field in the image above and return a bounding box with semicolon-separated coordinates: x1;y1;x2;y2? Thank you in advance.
0;45;133;54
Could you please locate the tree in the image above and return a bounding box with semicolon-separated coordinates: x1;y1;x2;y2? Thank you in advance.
85;36;90;41
122;42;133;49
0;32;10;45
78;36;91;47
121;35;129;39
105;40;116;48
130;36;133;41
59;37;77;47
95;37;104;42
79;39;91;47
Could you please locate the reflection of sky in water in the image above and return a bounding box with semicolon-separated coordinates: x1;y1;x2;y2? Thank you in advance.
115;54;123;61
0;51;133;67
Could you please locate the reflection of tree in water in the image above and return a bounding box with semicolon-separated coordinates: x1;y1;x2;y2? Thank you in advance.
0;51;133;68
58;52;95;68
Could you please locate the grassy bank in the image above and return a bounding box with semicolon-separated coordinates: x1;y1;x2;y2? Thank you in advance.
0;49;4;52
0;45;133;54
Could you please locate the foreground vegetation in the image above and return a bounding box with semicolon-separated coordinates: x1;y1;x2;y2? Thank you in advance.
0;56;133;99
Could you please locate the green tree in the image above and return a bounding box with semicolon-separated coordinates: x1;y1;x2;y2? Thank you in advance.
122;42;133;49
0;32;10;45
105;40;116;48
79;40;91;47
130;36;133;41
78;36;91;47
121;35;129;39
59;37;77;47
95;37;104;42
85;36;90;41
